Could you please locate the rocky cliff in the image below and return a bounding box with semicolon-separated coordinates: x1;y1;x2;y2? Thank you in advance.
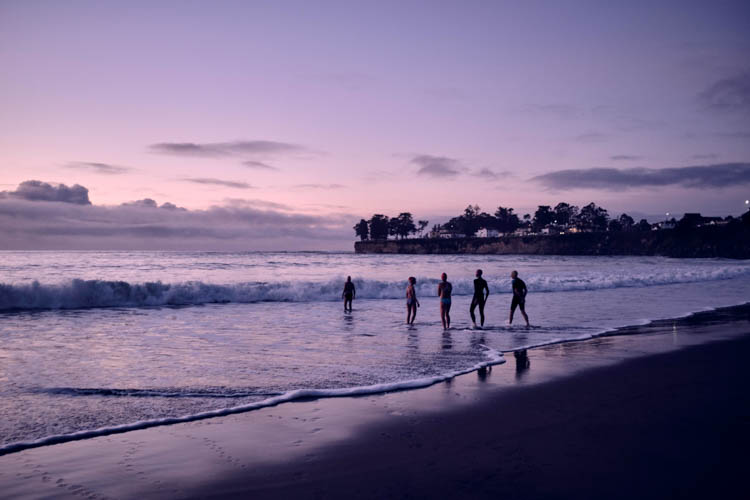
354;223;750;259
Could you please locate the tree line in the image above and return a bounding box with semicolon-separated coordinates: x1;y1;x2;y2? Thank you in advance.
353;213;429;240
354;202;652;241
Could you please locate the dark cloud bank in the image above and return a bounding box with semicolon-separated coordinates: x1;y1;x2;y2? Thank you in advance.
0;181;351;250
532;163;750;190
1;180;92;204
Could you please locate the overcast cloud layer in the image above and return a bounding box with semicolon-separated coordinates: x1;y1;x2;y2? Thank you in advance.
0;181;351;250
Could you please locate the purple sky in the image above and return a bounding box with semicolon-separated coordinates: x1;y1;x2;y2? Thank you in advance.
1;0;749;249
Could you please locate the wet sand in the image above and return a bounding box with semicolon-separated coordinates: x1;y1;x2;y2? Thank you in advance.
1;305;749;499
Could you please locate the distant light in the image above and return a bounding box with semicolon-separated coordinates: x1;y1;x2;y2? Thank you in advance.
746;200;749;205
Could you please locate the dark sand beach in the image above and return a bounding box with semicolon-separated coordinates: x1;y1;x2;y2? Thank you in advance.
2;305;749;499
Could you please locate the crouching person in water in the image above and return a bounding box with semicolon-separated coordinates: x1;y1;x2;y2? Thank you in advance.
509;270;530;326
437;272;453;329
342;276;355;312
406;277;420;324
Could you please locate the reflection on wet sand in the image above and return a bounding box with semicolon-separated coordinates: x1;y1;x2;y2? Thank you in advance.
514;349;530;380
442;331;453;350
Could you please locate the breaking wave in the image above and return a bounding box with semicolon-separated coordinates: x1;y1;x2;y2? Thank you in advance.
2;265;750;311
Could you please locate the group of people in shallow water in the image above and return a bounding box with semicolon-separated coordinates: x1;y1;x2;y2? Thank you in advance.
341;270;530;329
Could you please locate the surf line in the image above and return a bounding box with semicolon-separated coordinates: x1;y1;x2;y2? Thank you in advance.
0;346;505;457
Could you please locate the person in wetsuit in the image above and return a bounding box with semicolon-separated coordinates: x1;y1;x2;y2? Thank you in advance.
470;269;490;328
342;276;355;312
405;276;420;324
509;270;530;326
437;272;453;329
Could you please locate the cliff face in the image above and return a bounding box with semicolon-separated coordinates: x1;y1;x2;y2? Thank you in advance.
354;224;750;259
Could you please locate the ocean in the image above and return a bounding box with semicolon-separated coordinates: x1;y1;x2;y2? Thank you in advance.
1;251;749;454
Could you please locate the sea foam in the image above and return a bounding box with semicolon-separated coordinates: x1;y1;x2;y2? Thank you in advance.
0;345;504;456
2;264;750;311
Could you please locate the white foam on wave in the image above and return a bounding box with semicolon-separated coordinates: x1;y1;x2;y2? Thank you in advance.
0;346;505;456
2;263;750;311
37;387;283;398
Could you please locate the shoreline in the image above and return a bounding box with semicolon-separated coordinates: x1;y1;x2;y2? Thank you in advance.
206;333;750;500
1;304;749;498
2;301;747;458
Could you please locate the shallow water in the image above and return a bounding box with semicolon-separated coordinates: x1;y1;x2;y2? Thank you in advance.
1;251;749;449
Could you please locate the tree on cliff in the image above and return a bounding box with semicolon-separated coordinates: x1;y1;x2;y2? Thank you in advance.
417;220;429;237
353;219;369;240
445;205;496;237
554;202;579;226
494;206;520;233
389;212;417;239
576;203;610;231
618;213;635;230
532;205;555;231
369;214;390;240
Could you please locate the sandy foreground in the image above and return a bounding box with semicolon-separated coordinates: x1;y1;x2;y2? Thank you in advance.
1;305;749;499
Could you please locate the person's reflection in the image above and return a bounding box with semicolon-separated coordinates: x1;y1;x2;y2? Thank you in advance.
405;329;420;363
514;349;530;380
477;364;492;381
342;313;354;332
469;332;486;349
442;330;453;349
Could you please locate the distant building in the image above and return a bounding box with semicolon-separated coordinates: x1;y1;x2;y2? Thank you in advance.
679;213;704;227
438;229;465;239
701;216;725;225
475;228;499;238
679;213;725;228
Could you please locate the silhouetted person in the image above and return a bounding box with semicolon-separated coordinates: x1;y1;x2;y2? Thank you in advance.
342;276;355;312
406;277;420;324
509;270;530;326
470;269;490;328
437;272;453;329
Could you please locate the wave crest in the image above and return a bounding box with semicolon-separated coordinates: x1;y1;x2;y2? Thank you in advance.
2;266;749;311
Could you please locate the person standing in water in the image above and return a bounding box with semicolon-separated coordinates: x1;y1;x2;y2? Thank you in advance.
509;270;530;326
342;276;355;312
405;277;420;324
470;269;490;328
437;272;453;329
